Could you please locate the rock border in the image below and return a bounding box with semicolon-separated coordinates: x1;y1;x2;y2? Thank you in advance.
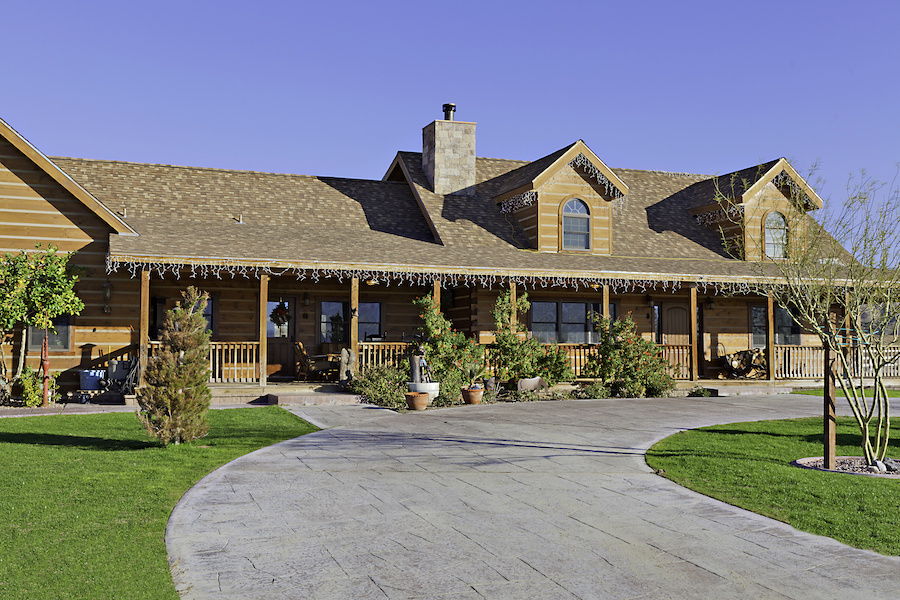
792;456;900;478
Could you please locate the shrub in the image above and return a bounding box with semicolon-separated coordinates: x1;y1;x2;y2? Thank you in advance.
575;381;609;400
581;314;674;398
489;289;573;385
686;385;712;397
349;365;408;410
137;287;211;445
18;364;60;407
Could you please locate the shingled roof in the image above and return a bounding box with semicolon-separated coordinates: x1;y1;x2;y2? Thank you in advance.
49;151;801;285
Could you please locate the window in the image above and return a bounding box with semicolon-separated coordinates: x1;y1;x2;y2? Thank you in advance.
562;199;591;250
775;305;801;345
200;296;215;335
320;301;381;343
764;211;788;259
267;300;293;338
530;301;616;343
27;315;72;352
750;305;767;348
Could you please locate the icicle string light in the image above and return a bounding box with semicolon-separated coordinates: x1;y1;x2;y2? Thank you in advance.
695;204;743;227
108;255;786;297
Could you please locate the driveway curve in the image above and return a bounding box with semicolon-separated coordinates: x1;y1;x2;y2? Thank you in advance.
166;396;900;599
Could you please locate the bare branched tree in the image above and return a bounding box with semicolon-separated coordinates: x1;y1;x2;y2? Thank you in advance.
716;166;900;465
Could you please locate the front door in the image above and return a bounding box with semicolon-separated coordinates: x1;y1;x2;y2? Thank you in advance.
266;299;295;378
660;304;690;345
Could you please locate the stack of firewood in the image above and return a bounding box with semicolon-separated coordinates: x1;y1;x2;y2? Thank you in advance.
718;348;768;379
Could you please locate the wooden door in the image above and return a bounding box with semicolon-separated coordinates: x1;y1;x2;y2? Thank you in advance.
266;299;296;378
661;304;690;345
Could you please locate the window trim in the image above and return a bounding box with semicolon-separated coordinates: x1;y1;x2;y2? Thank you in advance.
560;198;592;252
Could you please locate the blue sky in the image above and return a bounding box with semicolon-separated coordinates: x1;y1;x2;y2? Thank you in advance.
4;1;899;204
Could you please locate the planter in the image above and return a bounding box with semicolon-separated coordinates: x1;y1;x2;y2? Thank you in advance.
405;392;429;411
408;382;439;405
461;387;484;405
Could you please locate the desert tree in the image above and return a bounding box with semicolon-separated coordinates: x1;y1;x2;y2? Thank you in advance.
137;286;211;445
716;167;900;465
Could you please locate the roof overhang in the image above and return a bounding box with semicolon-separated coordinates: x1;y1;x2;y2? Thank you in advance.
742;158;823;210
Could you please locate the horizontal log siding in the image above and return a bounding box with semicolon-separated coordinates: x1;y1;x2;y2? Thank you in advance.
0;138;140;390
513;204;538;248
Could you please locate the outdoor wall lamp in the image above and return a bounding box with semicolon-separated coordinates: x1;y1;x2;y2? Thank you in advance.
645;295;654;307
706;297;716;310
303;292;310;307
102;279;112;313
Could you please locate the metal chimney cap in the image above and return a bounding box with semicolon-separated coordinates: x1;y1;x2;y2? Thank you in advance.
442;103;456;120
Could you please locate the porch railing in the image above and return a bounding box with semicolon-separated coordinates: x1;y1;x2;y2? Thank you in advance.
148;340;260;384
357;341;693;380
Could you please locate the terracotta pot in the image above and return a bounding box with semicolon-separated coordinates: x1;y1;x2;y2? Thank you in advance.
461;387;484;405
405;392;429;411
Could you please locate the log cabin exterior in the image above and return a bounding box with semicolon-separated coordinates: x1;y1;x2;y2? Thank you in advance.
1;108;851;394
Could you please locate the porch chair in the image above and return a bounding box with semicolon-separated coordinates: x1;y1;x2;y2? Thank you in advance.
293;340;329;381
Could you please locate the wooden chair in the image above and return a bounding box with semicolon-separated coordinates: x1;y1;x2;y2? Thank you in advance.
293;340;329;381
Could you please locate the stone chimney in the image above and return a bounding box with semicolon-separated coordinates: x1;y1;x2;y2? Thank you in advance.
422;103;476;196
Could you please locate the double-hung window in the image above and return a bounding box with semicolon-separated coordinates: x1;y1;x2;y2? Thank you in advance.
320;301;381;343
562;199;591;250
530;301;616;343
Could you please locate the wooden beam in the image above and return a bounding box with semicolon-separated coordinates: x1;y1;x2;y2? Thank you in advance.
432;279;441;307
689;285;699;381
766;293;776;382
350;277;360;375
602;285;610;319
824;344;837;470
139;270;150;386
259;274;268;388
509;281;517;330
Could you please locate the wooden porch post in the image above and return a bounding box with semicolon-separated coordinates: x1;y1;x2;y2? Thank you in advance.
350;277;359;376
602;285;610;320
509;281;517;330
139;270;150;386
823;344;837;470
432;279;441;306
766;293;776;382
689;284;699;381
259;274;268;387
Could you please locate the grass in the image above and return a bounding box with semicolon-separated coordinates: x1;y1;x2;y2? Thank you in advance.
793;387;900;397
646;417;900;555
0;406;318;599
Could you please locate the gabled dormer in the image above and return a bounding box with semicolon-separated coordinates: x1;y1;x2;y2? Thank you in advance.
690;158;823;261
492;140;628;254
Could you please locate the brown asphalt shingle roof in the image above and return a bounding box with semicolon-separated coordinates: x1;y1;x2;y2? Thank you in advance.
50;151;797;283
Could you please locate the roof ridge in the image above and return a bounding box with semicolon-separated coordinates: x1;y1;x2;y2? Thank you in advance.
50;156;408;185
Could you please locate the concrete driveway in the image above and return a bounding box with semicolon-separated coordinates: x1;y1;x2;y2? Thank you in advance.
166;396;900;599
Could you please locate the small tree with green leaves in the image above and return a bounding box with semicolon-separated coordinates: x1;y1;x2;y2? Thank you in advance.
137;287;211;445
0;245;84;405
581;313;674;397
413;293;483;405
490;288;573;385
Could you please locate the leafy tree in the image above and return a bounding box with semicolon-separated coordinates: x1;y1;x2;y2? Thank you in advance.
717;168;900;465
137;287;211;445
413;293;483;405
0;245;84;404
581;314;674;397
489;288;573;385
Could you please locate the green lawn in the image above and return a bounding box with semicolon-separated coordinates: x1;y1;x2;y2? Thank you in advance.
0;407;318;600
646;417;900;555
793;387;900;397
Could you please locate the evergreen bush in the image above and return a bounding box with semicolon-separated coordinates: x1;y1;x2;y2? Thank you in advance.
137;287;211;445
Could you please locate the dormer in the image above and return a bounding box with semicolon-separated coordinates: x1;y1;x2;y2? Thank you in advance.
493;141;628;254
690;158;823;261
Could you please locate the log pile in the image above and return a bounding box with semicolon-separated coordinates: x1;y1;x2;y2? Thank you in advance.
718;348;768;379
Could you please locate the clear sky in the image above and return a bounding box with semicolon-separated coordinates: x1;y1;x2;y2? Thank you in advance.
3;1;899;205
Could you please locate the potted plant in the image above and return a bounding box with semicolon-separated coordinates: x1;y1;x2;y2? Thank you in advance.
404;391;429;411
457;359;488;405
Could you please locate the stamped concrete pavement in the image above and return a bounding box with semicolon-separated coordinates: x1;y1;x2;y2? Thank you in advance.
166;396;900;599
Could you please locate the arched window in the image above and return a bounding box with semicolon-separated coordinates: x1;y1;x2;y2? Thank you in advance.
764;211;788;259
562;199;590;250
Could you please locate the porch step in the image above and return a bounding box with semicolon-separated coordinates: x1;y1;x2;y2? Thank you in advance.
209;383;361;406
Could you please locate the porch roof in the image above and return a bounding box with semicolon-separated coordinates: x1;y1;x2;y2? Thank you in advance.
50;153;793;290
